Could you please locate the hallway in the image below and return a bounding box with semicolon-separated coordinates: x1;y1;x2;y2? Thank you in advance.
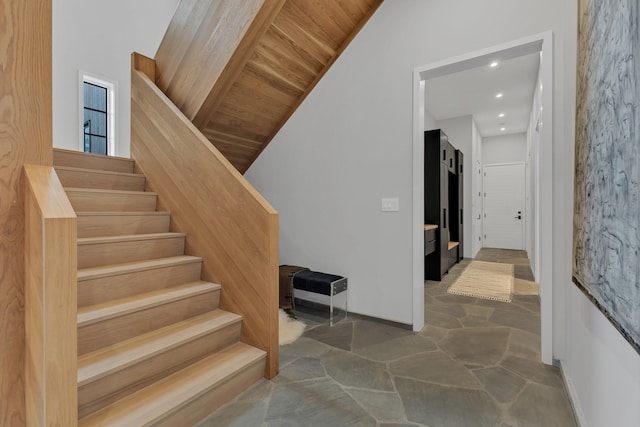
198;250;577;426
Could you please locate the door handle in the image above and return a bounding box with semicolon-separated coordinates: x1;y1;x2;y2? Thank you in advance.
514;215;522;220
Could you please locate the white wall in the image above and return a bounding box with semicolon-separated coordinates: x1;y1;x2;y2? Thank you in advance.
526;63;542;278
563;286;640;426
424;108;438;131
422;84;438;130
482;133;527;165
438;116;474;259
246;0;571;326
471;119;483;256
52;0;179;157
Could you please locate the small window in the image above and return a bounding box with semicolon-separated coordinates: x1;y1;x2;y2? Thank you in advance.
83;82;108;154
80;73;116;156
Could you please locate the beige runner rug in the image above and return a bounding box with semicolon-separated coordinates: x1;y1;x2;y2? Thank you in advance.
447;261;514;302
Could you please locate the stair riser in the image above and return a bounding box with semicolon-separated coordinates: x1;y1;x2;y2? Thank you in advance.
78;321;241;418
78;290;220;355
54;150;134;173
57;168;145;192
78;237;184;269
155;358;265;427
78;261;202;307
78;213;170;238
67;190;157;212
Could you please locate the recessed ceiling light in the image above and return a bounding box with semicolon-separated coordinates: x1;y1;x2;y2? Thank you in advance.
496;93;503;98
500;127;506;131
498;113;505;118
490;62;499;67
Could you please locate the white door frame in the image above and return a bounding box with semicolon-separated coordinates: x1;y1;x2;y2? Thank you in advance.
411;31;554;365
482;162;526;250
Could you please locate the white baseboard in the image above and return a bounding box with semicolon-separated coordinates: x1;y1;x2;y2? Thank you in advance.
559;360;587;427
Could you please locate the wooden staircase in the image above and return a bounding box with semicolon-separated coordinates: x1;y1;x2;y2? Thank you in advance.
53;148;266;425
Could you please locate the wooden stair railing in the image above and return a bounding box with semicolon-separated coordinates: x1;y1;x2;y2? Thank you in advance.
23;164;77;426
131;53;280;378
154;0;383;172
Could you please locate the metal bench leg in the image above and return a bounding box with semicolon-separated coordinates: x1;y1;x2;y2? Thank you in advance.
330;285;334;326
345;289;348;320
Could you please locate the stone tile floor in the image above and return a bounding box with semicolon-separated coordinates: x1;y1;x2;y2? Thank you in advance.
197;249;577;427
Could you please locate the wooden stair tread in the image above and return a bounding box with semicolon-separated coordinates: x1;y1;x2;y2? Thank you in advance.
77;233;185;270
53;148;135;173
77;232;185;246
78;342;265;426
78;281;220;327
76;211;169;217
54;148;134;163
77;211;171;238
54;165;145;179
78;310;241;386
65;187;157;197
66;187;158;213
78;256;201;282
56;165;145;191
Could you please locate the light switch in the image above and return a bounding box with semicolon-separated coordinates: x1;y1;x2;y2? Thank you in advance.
381;198;399;212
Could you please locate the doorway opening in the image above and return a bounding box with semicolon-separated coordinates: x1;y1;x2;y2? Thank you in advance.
411;32;554;365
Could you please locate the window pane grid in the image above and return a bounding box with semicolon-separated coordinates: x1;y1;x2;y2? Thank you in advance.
83;81;108;155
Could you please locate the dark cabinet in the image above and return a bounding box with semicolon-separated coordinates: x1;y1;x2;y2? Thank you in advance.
439;162;449;277
424;129;464;281
439;136;456;173
439;133;449;165
425;130;447;279
424;227;436;256
447;143;456;173
456;150;464;262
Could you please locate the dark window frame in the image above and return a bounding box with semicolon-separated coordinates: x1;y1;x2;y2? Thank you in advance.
83;81;108;155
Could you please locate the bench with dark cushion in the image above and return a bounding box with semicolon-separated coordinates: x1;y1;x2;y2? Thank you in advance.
292;270;348;322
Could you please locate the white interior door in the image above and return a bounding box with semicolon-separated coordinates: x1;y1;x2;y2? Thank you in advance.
483;163;525;250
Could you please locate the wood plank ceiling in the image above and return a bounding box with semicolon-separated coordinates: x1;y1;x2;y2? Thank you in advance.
155;0;383;173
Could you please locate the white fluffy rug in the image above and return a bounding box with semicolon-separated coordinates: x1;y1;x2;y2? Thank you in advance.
279;309;306;346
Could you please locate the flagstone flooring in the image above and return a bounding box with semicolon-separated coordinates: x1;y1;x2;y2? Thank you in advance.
197;249;577;427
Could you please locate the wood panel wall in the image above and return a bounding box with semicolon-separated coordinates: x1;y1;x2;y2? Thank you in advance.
24;165;77;427
0;0;52;425
200;0;383;172
154;0;382;173
130;54;280;378
154;0;275;121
